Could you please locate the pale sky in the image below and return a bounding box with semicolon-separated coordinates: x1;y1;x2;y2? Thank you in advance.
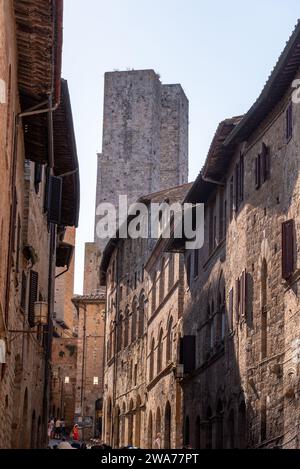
62;0;300;293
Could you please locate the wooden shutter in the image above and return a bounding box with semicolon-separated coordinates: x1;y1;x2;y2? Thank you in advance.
241;270;247;317
180;336;196;374
235;163;240;210
282;219;295;280
34;163;42;193
47;175;62;224
255;155;261;189
286;102;293;141
229;288;234;331
20;272;27;310
28;270;38;327
261;143;270;182
235;278;240;323
239;154;244;202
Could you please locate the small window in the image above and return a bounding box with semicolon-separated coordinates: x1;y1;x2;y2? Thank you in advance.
282;219;295;280
93;376;99;385
286;102;293;141
64;376;70;384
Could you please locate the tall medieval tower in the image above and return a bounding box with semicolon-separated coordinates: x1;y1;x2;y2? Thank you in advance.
84;69;189;293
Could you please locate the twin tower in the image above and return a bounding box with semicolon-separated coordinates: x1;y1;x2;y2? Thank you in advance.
84;69;189;294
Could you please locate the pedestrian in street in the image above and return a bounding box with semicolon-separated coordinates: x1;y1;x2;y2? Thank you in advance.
47;418;54;441
72;423;79;441
60;417;66;438
154;432;161;449
55;417;61;439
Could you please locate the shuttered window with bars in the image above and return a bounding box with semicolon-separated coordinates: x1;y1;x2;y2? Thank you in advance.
28;270;38;327
47;175;62;225
282;219;295;280
255;143;270;189
286;101;293;141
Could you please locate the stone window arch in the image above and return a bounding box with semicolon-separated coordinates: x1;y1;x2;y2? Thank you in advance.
157;328;164;373
131;297;138;343
149;338;155;381
166;316;173;363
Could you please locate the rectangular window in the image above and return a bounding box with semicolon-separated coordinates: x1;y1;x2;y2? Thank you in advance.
219;190;224;242
186;254;191;286
255;154;261;189
193;250;199;278
64;376;70;384
286;102;293;141
229;176;234;220
282;219;295;280
240;269;247;317
93;376;99;385
28;270;38;327
209;206;214;253
235;163;240;210
229;288;234;331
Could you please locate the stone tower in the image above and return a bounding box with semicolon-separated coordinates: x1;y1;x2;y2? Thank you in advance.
94;69;189;253
84;69;189;293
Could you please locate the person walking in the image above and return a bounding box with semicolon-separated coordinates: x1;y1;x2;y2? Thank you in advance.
154;432;161;449
55;417;61;439
47;418;54;441
72;424;79;441
60;418;66;438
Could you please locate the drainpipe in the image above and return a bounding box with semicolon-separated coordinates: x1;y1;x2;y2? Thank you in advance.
201;175;225;186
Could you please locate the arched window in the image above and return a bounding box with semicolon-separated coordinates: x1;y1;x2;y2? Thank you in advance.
106;398;112;445
30;410;36;449
157;328;163;373
135;395;141;448
216;400;224;449
238;401;246;448
168;255;175;291
164;401;171;449
159;258;166;304
148;411;153;449
131;298;138;343
138;293;145;337
114;406;120;448
117;313;123;352
124;306;129;348
156;407;161;436
128;399;134;446
184;415;190;446
195;416;201;449
149;338;155;381
261;259;268;359
205;407;212;449
151;272;157;315
227;408;235;449
121;403;126;447
166;317;173;363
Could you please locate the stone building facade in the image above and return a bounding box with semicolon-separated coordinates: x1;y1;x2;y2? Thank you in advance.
0;0;80;448
167;21;300;449
72;292;106;440
100;184;191;448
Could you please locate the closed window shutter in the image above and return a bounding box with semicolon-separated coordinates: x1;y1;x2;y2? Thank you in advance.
229;288;234;331
239;154;244;202
286;103;293;140
47;175;62;225
20;272;27;310
235;278;240;323
34;163;42;194
282;219;294;280
261;143;270;182
235;163;240;210
241;269;247;317
255;155;261;189
28;270;38;327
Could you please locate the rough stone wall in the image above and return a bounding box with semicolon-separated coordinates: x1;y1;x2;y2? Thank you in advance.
94;70;189;254
83;242;101;295
160;84;189;189
54;227;76;330
74;299;105;440
50;337;78;431
102;231;185;448
182;69;300;449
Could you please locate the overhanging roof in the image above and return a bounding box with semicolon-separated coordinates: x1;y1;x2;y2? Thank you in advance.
53;79;80;227
14;0;63;103
225;20;300;146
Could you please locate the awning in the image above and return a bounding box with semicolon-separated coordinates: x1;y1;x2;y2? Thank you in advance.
56;242;74;268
